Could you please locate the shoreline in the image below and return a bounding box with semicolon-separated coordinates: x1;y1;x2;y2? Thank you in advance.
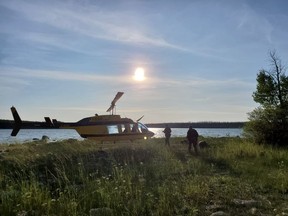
0;119;245;129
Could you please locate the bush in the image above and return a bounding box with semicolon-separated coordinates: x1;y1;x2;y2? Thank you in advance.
244;107;288;146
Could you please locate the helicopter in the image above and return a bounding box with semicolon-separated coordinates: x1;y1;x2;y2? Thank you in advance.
10;92;155;141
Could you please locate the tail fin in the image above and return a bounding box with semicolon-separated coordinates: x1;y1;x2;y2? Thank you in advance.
44;117;54;127
10;106;22;136
52;119;60;127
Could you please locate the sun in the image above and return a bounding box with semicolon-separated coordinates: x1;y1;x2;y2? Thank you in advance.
133;67;145;81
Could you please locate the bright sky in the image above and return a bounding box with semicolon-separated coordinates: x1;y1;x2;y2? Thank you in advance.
1;0;288;123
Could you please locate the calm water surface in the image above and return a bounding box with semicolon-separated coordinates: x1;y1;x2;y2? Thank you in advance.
0;128;243;144
152;128;243;138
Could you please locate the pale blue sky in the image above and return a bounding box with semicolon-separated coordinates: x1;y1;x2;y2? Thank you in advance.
1;0;288;123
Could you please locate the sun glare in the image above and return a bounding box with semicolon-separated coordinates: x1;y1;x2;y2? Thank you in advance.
133;67;145;81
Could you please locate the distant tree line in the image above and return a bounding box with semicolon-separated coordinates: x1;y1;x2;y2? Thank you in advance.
146;122;245;128
0;119;245;129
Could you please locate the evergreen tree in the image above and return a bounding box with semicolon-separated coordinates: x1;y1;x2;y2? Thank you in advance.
244;51;288;146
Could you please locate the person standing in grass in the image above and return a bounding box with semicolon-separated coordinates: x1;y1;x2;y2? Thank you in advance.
163;124;172;146
187;125;199;154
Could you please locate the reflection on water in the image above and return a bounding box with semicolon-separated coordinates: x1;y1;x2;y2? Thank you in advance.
0;129;83;144
150;128;242;138
0;128;243;144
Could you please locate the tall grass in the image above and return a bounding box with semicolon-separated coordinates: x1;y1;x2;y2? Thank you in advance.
1;137;288;215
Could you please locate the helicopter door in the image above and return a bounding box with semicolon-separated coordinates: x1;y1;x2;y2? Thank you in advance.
119;124;129;133
131;123;139;133
121;124;130;133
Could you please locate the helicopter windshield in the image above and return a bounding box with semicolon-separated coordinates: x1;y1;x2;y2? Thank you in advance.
138;122;149;133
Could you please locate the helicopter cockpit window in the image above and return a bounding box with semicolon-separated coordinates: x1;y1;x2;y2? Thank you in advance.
138;122;148;133
119;124;128;133
107;125;119;134
130;124;139;133
120;124;129;133
118;124;124;133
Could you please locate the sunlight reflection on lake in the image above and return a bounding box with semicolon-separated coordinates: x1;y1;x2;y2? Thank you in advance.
150;128;242;138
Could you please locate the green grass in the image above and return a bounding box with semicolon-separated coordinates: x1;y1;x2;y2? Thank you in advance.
1;137;288;215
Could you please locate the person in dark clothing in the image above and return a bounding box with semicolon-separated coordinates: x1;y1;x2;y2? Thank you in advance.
186;126;199;154
163;125;172;146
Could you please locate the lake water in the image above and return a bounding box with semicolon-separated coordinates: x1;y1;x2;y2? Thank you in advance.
152;128;243;138
0;128;243;144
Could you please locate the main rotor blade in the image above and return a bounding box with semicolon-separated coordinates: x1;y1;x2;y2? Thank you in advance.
106;92;124;112
112;92;124;105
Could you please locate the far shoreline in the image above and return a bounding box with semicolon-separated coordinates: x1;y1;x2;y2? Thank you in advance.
0;119;245;129
146;122;245;128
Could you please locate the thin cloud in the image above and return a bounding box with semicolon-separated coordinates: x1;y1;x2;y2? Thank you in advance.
0;0;189;52
236;4;273;43
149;76;254;89
0;0;247;60
1;66;254;90
0;67;128;83
0;77;31;96
40;106;98;112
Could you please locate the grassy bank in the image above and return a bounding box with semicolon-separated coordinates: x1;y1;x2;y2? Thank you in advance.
1;137;288;215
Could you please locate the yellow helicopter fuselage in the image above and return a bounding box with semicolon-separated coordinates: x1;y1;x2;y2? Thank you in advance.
60;114;154;141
